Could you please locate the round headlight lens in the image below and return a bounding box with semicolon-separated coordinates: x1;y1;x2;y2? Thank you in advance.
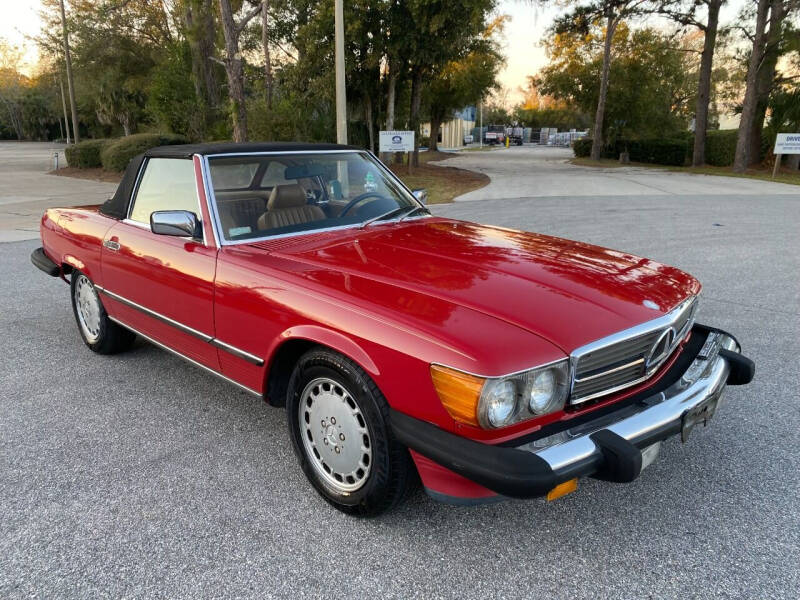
483;380;517;427
529;369;556;414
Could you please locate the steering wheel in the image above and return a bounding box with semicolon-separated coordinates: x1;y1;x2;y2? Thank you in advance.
339;192;387;217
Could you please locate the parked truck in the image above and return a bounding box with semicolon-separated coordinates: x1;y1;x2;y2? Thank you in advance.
484;125;506;145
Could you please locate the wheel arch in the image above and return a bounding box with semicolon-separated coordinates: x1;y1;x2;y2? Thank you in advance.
264;325;380;407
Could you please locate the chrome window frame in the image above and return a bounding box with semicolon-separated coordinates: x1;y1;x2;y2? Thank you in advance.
126;156;208;246
198;150;428;247
568;295;698;405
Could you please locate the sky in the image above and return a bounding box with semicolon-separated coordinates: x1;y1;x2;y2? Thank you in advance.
2;0;747;106
1;0;558;94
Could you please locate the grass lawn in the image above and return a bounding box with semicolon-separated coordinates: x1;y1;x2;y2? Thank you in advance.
52;166;123;183
570;157;800;186
51;150;490;204
460;145;500;153
389;151;489;203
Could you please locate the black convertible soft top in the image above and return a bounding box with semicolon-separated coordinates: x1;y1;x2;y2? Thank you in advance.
100;141;361;220
146;141;359;158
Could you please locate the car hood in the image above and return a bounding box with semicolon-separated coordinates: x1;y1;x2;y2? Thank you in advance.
247;218;700;354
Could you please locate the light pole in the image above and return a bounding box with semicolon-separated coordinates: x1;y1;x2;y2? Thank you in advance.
59;0;79;144
58;76;71;144
334;0;347;144
479;100;483;148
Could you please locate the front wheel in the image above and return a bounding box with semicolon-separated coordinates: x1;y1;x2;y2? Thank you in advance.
70;271;136;354
286;348;415;516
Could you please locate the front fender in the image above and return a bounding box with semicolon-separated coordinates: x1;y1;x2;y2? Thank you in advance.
276;324;380;377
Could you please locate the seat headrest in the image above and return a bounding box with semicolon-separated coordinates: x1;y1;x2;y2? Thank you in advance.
268;184;307;210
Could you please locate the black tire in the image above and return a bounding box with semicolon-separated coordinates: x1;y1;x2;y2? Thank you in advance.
286;348;416;517
70;271;136;355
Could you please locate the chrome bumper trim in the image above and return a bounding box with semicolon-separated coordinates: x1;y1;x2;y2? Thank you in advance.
525;331;740;473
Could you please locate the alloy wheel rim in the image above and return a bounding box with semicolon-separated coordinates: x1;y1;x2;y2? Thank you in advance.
75;275;101;343
299;377;372;493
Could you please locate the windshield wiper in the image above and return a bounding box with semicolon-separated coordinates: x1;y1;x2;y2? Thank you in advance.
397;205;430;222
359;206;408;229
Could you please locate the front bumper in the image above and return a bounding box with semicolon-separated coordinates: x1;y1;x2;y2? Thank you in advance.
391;325;754;499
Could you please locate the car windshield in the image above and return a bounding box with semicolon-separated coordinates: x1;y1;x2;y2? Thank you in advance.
207;151;421;242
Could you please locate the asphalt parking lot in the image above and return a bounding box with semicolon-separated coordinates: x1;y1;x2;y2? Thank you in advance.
1;144;799;598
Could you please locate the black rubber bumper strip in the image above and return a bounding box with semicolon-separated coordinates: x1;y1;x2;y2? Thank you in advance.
720;349;755;386
589;429;642;483
390;409;561;498
31;247;60;277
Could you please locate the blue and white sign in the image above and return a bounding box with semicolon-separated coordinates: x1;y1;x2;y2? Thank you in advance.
774;133;800;155
379;130;414;152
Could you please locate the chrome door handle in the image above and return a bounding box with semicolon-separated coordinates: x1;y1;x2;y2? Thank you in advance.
103;240;121;251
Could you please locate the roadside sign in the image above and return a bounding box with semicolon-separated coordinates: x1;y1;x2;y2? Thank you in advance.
772;133;800;179
379;130;414;152
774;133;800;154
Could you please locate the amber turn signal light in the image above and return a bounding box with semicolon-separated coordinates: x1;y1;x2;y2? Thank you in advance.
546;478;578;502
430;364;485;427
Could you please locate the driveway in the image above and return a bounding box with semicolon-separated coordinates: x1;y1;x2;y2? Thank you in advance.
440;145;800;201
2;143;799;598
0;142;116;242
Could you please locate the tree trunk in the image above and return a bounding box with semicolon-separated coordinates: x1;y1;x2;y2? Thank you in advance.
747;0;785;166
59;75;71;144
380;69;399;162
185;0;219;132
429;114;442;152
218;0;261;142
201;0;219;107
590;14;617;161
409;68;423;167
59;0;79;144
183;3;203;101
262;0;272;108
365;94;374;153
733;0;770;172
692;0;722;166
0;96;24;140
386;71;397;130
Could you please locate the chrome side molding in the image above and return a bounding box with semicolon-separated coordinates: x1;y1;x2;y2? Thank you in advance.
108;316;262;397
96;285;264;366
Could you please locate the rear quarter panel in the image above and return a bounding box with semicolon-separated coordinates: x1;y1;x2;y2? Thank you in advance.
41;206;116;284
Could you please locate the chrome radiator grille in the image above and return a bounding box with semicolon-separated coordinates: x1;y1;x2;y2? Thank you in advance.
570;297;697;404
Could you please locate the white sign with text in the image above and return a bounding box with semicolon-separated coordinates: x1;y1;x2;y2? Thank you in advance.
379;130;414;152
774;133;800;155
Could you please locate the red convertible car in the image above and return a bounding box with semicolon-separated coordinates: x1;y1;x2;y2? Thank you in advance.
32;142;754;515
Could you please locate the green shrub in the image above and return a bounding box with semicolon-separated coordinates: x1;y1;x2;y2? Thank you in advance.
572;138;592;157
64;139;109;168
705;130;738;166
623;139;688;166
100;133;189;172
703;129;771;167
573;138;688;165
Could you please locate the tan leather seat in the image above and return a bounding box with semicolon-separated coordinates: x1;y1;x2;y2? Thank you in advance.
258;184;325;230
216;196;267;237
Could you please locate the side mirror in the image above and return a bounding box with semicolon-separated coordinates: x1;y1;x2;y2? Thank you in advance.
412;189;428;205
150;210;202;239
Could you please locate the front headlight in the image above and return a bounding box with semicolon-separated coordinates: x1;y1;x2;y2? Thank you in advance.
480;379;517;427
430;360;570;429
529;369;558;414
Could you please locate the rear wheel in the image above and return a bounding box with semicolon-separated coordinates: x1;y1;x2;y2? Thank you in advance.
70;272;136;354
287;348;415;516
